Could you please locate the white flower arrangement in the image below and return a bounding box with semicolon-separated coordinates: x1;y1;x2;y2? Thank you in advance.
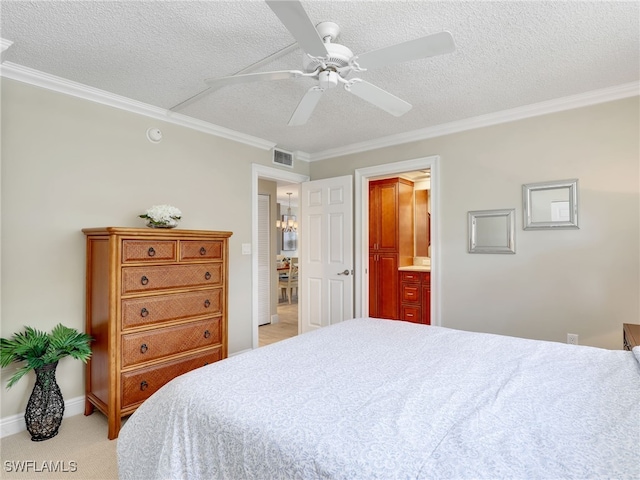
139;205;182;228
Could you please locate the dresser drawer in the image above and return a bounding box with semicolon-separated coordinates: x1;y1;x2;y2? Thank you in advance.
400;305;421;323
122;240;177;263
122;317;222;368
180;240;223;262
400;271;422;282
401;284;421;303
122;289;222;329
121;263;223;295
121;348;222;408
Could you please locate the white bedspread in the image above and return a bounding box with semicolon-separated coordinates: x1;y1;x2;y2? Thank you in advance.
117;318;640;479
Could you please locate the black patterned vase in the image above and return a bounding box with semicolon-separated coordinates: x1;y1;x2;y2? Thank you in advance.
25;362;65;441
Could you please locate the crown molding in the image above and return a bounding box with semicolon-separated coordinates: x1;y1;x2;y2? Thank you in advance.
307;81;640;162
1;38;14;52
0;62;276;151
1;59;636;161
293;150;312;163
1;38;14;63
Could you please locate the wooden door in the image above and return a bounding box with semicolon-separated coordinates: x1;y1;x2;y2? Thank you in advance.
377;253;399;319
369;252;398;319
368;253;378;317
422;273;431;325
369;179;401;253
369;184;380;251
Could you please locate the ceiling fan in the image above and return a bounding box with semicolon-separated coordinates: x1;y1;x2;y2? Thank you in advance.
204;0;456;126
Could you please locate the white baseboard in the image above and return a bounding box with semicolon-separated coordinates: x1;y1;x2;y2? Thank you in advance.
229;348;253;357
0;395;85;438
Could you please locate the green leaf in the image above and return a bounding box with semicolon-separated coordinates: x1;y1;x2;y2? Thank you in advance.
0;324;92;388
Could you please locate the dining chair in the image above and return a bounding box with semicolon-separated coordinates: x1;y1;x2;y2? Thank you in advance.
278;263;298;304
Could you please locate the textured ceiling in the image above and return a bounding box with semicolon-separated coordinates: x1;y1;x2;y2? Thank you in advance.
1;1;639;157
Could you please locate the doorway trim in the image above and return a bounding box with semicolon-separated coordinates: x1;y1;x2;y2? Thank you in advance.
252;164;310;349
354;155;440;324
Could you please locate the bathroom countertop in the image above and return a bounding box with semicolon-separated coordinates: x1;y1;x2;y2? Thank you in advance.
398;265;431;272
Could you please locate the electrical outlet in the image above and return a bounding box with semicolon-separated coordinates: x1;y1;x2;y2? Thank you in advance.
567;333;579;345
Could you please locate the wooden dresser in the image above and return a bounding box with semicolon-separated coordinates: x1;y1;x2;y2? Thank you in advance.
399;270;431;325
82;227;232;439
623;323;640;351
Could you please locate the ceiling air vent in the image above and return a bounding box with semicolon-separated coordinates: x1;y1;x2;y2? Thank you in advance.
273;148;294;168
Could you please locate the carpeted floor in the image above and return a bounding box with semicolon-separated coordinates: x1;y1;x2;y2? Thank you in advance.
1;412;118;479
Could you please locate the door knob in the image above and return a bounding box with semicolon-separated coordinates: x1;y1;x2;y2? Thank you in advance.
337;269;351;276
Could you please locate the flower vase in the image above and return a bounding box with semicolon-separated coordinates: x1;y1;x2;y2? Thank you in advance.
146;221;176;229
25;362;64;441
147;222;177;228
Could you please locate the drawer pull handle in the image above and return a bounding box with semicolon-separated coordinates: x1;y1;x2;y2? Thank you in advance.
140;381;148;391
204;299;211;308
140;308;149;318
141;275;149;286
204;362;209;366
140;343;148;354
147;247;156;257
204;330;211;339
200;247;207;255
205;272;211;280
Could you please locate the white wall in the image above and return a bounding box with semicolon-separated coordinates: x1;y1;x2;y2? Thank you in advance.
2;77;637;423
311;97;640;349
0;79;310;419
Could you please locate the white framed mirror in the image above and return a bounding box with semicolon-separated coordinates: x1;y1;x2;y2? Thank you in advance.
468;208;516;254
523;179;578;230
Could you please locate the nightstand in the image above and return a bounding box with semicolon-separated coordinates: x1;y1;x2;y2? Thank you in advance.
623;323;640;351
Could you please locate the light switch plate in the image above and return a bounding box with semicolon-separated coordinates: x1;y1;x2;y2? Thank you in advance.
241;243;251;255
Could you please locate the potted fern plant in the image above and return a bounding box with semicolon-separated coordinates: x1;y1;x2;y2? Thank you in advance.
0;324;92;441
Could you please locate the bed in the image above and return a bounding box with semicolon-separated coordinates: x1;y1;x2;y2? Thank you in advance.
117;318;640;479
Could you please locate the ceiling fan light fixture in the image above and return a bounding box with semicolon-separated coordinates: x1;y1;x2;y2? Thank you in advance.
318;71;339;89
302;42;353;74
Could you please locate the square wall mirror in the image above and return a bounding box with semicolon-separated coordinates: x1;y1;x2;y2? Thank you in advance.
468;209;516;254
523;179;578;230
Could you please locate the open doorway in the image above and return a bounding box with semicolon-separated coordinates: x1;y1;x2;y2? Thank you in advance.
354;155;440;324
259;184;300;347
253;158;438;347
252;164;309;349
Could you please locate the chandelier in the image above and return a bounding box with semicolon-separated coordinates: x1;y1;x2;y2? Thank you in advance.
276;192;298;232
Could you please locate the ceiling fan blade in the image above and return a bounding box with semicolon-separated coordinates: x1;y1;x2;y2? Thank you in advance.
266;0;328;57
356;31;455;70
347;80;412;117
205;70;304;88
288;86;325;126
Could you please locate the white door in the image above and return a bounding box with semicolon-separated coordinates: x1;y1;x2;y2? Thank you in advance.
257;194;271;326
300;175;353;333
